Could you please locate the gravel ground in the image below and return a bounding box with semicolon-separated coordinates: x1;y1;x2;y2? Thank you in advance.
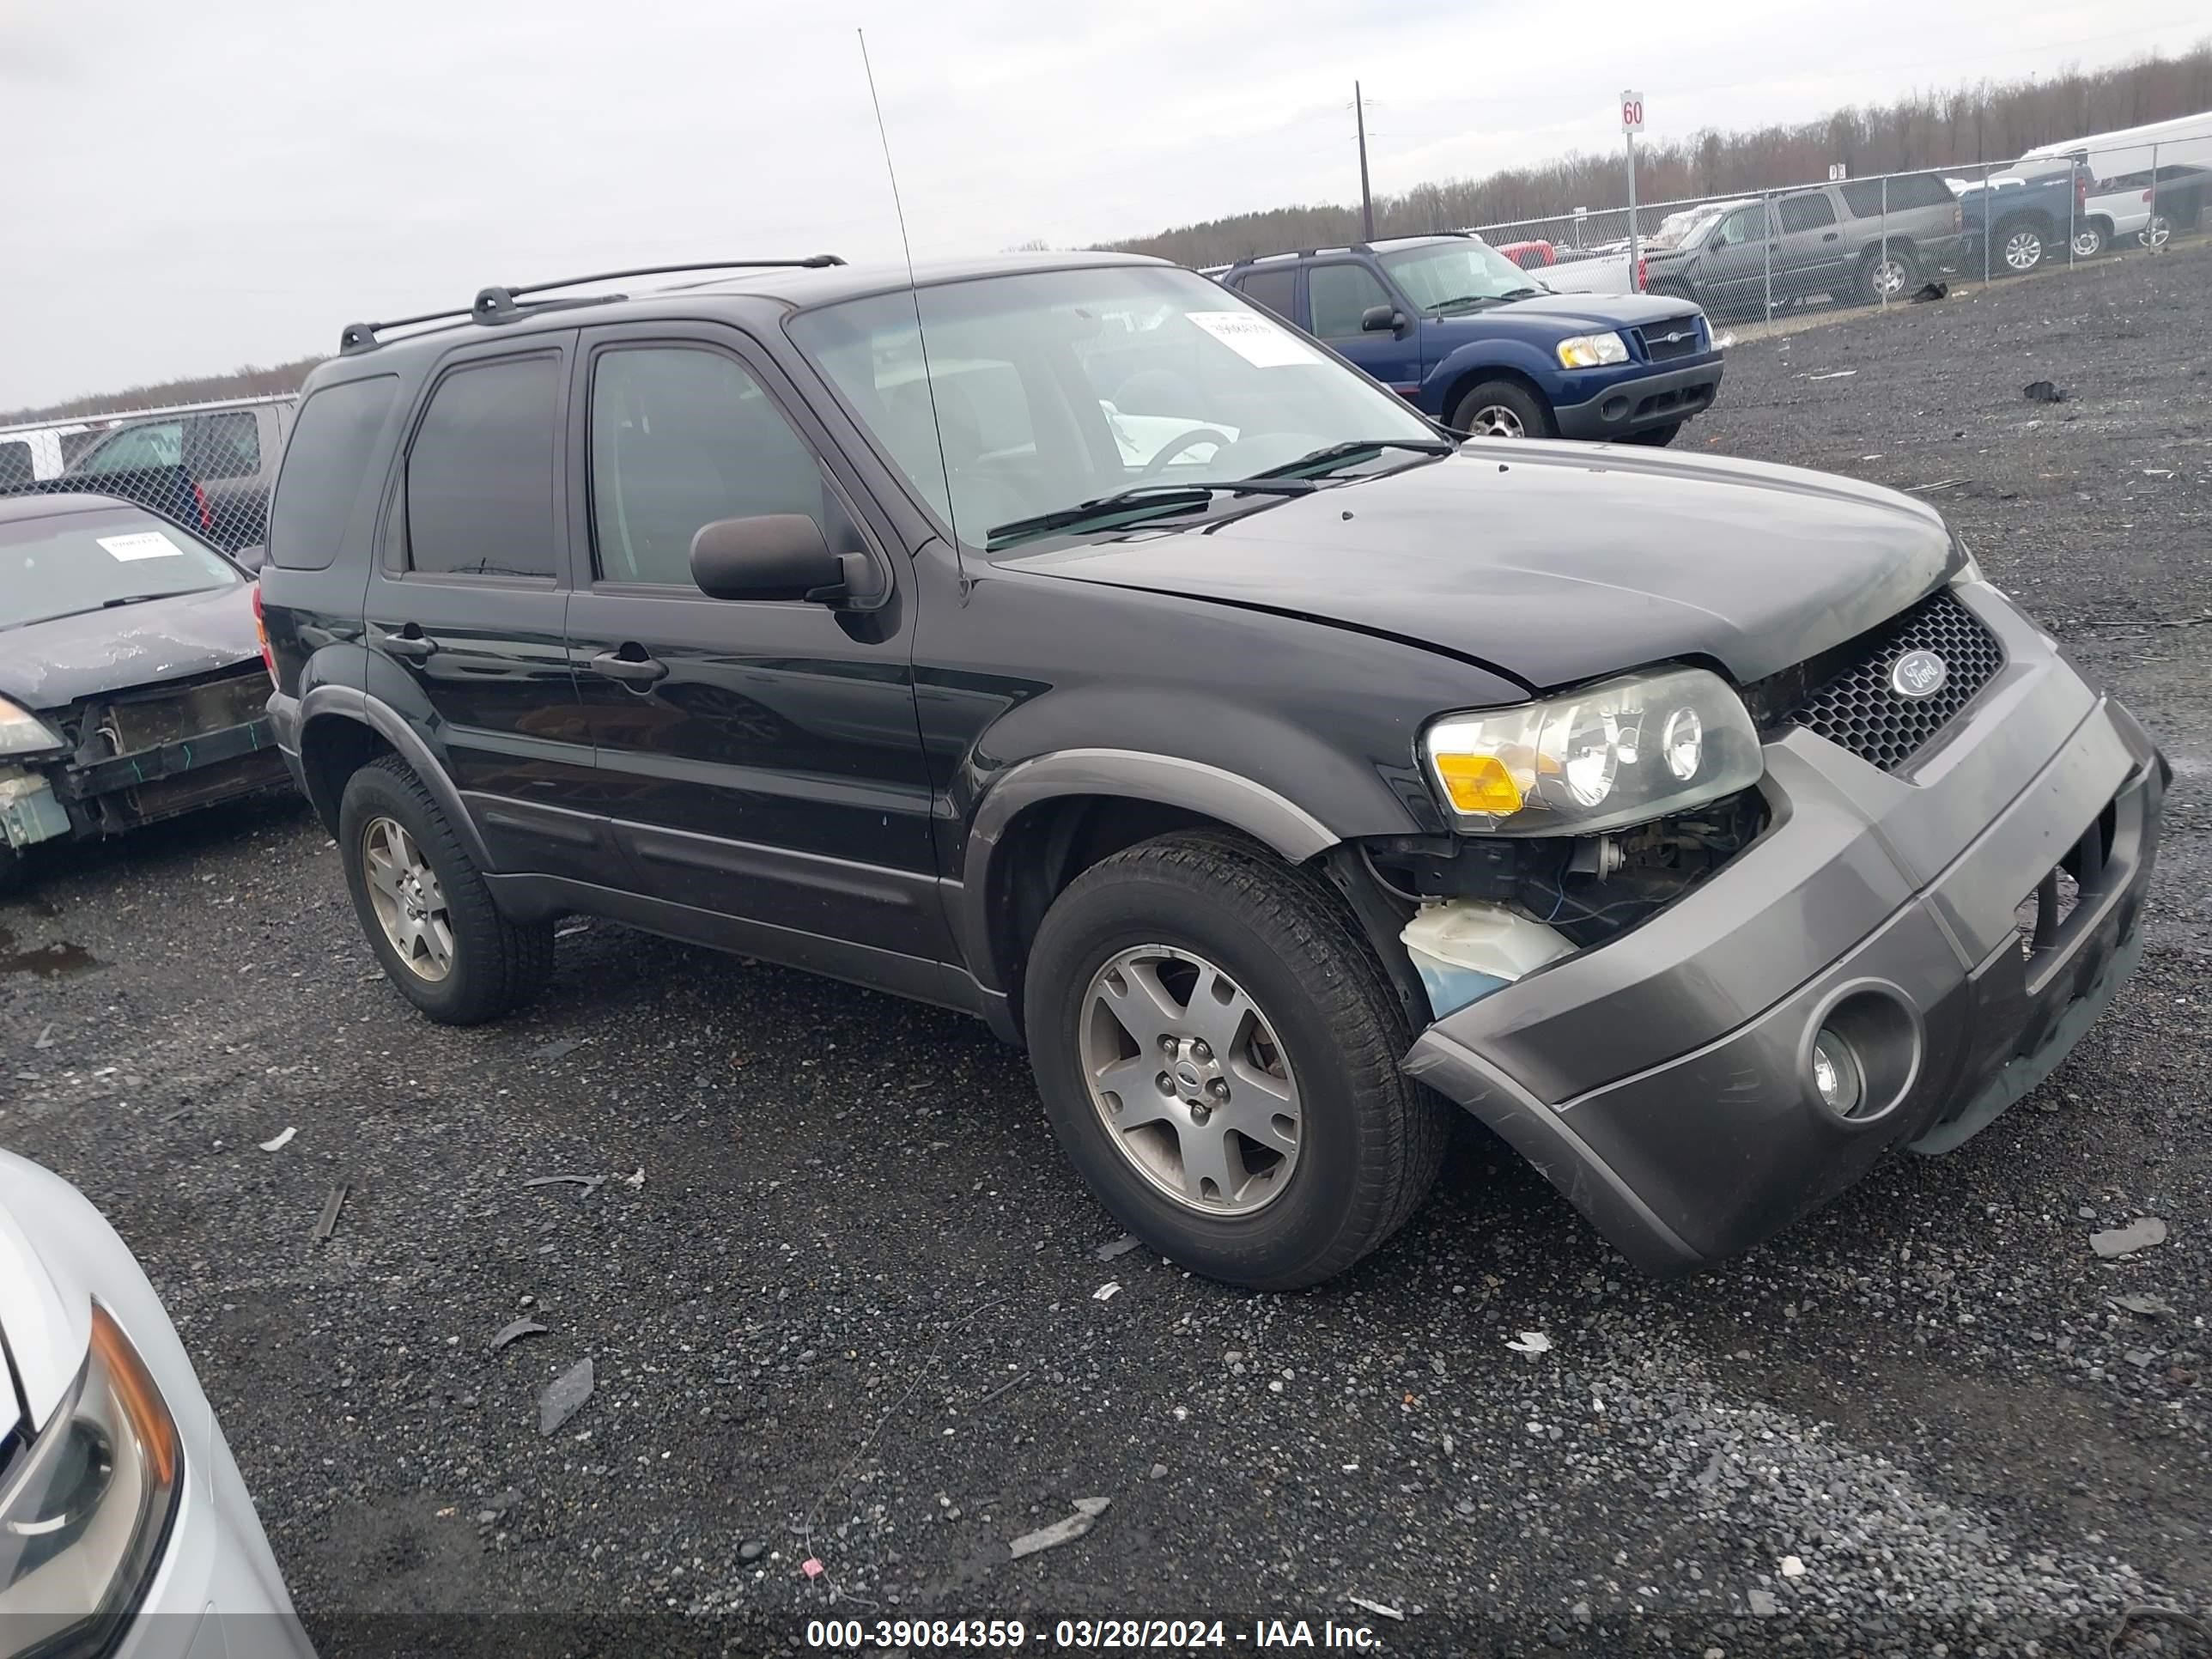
4;244;2210;1658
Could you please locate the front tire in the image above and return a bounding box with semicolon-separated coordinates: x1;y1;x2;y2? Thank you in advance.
1449;380;1551;440
1024;832;1449;1291
2071;221;2108;258
1996;217;2047;274
338;756;553;1025
2140;214;2172;249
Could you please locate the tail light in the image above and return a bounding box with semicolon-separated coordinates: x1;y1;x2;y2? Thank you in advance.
192;481;213;532
2142;189;2154;202
251;584;276;686
2075;172;2088;210
1636;256;1647;292
1952;202;1963;232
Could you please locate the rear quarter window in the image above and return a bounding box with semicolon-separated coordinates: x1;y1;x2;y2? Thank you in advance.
269;375;400;570
1840;173;1953;214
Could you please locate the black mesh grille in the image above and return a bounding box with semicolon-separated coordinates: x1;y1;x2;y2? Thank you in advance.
1785;589;2005;771
1636;316;1706;362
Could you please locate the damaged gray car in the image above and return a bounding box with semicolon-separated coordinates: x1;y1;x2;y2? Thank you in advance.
0;493;288;893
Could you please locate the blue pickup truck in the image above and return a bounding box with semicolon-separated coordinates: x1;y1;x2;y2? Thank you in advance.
1952;159;2087;276
1215;234;1723;446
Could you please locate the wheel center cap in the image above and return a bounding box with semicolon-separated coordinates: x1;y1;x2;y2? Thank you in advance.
1173;1060;1205;1093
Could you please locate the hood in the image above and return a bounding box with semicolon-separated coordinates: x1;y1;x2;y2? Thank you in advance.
0;582;259;711
1003;446;1956;690
1442;290;1704;334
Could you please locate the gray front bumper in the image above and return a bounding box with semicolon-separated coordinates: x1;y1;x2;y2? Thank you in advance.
1403;581;2165;1273
1553;358;1723;439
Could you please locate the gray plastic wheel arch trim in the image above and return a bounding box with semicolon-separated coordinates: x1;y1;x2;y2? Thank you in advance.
283;684;499;874
957;749;1343;997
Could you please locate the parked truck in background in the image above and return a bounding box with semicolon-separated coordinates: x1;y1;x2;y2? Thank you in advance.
1950;161;2086;276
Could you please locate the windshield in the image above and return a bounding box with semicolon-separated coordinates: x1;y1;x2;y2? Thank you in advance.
1649;207;1724;250
1;507;239;631
788;265;1437;549
1376;240;1544;310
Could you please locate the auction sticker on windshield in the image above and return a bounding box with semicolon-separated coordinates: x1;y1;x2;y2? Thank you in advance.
97;531;185;562
1188;310;1323;368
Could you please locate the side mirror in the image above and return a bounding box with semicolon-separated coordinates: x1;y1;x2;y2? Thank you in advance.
690;514;884;608
230;543;268;574
1360;303;1409;334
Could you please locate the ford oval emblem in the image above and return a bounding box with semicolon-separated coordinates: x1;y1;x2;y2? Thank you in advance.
1890;649;1948;700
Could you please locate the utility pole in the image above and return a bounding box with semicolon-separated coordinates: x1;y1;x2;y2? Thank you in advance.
1355;81;1375;241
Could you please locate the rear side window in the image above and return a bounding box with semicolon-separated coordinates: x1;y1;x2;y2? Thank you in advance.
77;421;183;474
0;440;33;488
405;356;562;580
269;375;399;570
1777;193;1838;233
1236;267;1297;321
1840;174;1952;216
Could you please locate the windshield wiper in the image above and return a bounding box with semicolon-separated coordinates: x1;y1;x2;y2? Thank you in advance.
1495;286;1544;301
986;479;1316;549
1248;437;1458;480
100;592;196;608
1431;294;1504;314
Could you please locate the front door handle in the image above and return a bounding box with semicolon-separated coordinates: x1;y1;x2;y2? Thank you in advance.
591;648;669;686
1822;231;1839;241
379;628;437;661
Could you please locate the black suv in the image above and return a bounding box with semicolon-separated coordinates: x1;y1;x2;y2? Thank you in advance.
261;252;2164;1290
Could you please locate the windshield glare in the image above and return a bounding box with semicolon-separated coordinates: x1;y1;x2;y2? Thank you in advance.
1;507;238;631
788;265;1437;547
1376;240;1541;309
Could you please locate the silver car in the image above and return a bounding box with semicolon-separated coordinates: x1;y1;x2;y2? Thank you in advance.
0;1151;314;1658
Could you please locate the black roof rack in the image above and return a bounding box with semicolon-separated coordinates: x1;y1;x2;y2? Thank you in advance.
1220;231;1468;273
337;256;848;354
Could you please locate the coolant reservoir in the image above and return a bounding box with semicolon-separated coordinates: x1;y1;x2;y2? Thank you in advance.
1401;901;1574;1018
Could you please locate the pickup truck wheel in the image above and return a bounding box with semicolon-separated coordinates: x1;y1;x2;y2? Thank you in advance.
1997;219;2046;274
1859;247;1917;304
1449;380;1550;440
2140;215;2172;250
338;755;554;1025
1024;831;1449;1291
2071;221;2108;258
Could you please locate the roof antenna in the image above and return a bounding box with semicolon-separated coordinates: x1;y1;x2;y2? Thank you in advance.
858;28;965;584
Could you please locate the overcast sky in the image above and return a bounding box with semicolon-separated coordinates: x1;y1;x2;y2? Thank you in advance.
1;0;2203;408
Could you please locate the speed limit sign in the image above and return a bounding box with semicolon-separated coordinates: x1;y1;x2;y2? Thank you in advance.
1621;91;1645;133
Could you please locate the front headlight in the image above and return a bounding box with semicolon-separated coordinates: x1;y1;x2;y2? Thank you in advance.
1422;666;1765;835
0;1303;183;1656
0;697;65;758
1555;331;1630;368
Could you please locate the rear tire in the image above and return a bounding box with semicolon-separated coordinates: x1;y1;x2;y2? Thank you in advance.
1024;831;1449;1291
1449;380;1552;440
338;756;553;1025
2071;220;2109;258
1858;246;1917;304
2140;214;2172;250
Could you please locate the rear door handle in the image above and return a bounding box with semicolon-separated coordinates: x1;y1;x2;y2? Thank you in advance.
378;628;437;661
1822;231;1840;242
591;648;669;686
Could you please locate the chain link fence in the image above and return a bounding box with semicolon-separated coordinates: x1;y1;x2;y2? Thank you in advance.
0;393;294;555
1464;147;2210;328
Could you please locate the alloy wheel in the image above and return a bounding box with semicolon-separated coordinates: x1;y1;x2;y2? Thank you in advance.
2003;230;2043;271
1464;404;1527;439
1078;945;1302;1215
2141;216;2172;249
2071;227;2105;258
362;817;454;981
1870;256;1910;298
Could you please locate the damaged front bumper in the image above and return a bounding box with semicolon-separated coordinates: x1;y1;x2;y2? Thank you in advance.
1402;581;2166;1273
1;665;288;854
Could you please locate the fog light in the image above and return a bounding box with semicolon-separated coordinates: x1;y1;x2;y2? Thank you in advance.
1811;1028;1864;1117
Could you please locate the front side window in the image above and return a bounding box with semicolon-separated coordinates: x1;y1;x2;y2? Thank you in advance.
589;346;839;587
0;507;240;632
1712;206;1766;247
405;356;561;580
187;411;261;481
1376;240;1546;312
76;421;183;474
1306;264;1391;337
788;264;1437;550
1778;193;1838;233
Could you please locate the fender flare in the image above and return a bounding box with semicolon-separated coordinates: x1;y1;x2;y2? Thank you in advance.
295;684;498;872
957;749;1343;995
1425;340;1559;422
